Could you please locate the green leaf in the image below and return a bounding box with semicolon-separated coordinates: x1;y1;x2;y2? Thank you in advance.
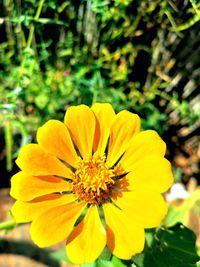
99;246;112;261
49;249;68;262
96;259;114;267
37;18;68;26
81;256;128;267
35;94;49;109
111;256;127;267
133;224;199;267
80;263;97;267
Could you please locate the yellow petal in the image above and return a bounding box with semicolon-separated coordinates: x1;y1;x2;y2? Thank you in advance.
92;103;115;155
113;191;168;228
11;194;76;223
107;110;140;166
124;156;173;193
103;203;145;259
37;120;78;167
66;205;106;264
16;144;73;178
64;105;96;158
10;171;72;201
120;130;166;172
30;202;85;247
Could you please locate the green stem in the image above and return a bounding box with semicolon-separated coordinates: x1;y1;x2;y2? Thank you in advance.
18;0;45;82
189;0;200;18
26;0;45;49
0;220;16;231
5;121;13;171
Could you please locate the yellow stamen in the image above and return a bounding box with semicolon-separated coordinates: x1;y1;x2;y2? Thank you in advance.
72;154;123;204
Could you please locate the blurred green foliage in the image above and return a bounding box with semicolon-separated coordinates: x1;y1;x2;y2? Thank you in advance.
0;0;200;173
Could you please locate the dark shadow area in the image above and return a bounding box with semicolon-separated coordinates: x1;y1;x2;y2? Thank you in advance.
0;238;60;267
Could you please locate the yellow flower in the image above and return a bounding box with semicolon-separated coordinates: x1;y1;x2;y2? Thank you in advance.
10;103;173;264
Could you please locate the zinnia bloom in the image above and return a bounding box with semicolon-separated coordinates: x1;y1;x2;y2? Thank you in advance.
10;103;173;264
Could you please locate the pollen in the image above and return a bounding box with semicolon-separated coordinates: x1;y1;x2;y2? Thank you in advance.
72;153;123;204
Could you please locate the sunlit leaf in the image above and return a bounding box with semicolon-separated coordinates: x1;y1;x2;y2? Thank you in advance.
164;189;200;228
133;224;199;267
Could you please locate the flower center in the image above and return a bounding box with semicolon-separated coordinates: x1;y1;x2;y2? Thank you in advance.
72;154;123;204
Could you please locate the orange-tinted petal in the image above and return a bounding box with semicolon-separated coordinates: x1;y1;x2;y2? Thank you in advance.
103;203;145;259
92;103;115;155
64;105;96;158
113;191;168;228
10;172;71;201
30;202;85;247
11;194;76;223
37;120;78;167
120;130;166;172
123;156;173;193
16;144;73;178
107;110;140;166
66;205;106;264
